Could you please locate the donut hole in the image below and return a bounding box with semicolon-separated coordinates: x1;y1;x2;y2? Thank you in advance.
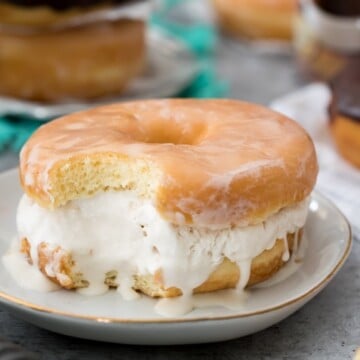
137;120;208;145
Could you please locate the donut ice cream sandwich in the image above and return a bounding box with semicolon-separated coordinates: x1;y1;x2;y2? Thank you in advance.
16;99;318;302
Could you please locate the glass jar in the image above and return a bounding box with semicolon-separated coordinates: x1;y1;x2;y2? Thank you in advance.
294;0;360;82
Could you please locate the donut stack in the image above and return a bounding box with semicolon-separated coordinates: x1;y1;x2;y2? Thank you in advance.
0;0;147;102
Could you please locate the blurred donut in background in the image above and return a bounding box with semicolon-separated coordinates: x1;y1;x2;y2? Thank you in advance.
212;0;297;41
0;0;148;102
329;62;360;168
294;0;360;82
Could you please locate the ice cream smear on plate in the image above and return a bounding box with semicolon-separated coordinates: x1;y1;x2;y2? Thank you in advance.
3;99;318;317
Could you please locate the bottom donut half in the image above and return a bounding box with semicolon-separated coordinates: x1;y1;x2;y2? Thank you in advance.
20;230;302;298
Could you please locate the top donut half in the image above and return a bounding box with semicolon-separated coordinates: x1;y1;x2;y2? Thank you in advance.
19;99;318;228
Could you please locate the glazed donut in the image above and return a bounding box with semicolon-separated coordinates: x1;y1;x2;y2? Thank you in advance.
16;99;318;300
330;64;360;168
0;1;147;102
213;0;297;41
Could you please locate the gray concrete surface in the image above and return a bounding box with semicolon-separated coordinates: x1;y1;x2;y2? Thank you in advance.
0;38;358;360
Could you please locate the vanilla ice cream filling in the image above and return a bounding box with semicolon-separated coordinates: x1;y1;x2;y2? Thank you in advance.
16;192;310;297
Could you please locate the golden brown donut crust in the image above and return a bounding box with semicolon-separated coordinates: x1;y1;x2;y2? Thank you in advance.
330;115;360;168
0;17;145;101
213;0;297;40
21;231;302;297
20;99;318;228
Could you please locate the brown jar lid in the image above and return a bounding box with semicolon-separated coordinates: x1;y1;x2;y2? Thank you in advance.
315;0;360;17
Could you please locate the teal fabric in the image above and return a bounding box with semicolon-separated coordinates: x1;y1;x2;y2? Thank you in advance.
0;115;41;152
0;4;228;152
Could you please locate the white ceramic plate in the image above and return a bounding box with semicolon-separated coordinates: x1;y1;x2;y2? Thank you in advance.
0;28;198;120
0;169;351;345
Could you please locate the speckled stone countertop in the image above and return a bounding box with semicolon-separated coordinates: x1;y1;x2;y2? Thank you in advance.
0;38;358;360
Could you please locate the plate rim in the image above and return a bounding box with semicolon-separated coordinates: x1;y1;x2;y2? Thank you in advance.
0;168;352;324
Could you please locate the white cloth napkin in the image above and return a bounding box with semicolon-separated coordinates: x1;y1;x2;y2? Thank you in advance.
271;83;360;238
